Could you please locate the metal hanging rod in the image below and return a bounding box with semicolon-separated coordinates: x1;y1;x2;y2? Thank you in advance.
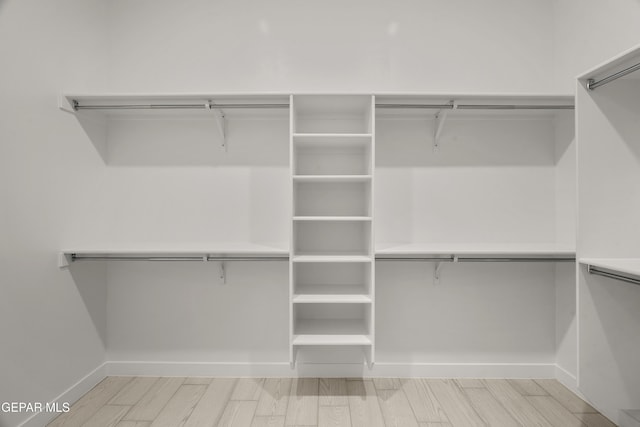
587;62;640;90
72;100;290;111
455;104;574;110
376;256;456;262
588;265;640;286
70;254;289;262
375;104;455;110
457;257;575;262
375;103;574;110
376;256;575;262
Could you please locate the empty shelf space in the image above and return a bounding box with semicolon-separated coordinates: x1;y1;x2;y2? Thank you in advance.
293;95;373;134
295;318;370;336
293;216;372;221
293;133;372;144
293;175;372;182
293;285;371;303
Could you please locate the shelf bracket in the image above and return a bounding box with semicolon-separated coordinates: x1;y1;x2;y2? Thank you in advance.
434;261;445;284
207;100;227;150
219;261;227;284
433;100;455;151
58;252;71;269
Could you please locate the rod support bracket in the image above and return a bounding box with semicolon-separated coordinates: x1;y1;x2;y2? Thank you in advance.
586;79;595;91
433;100;454;151
434;261;445;284
207;100;227;150
219;261;226;284
58;252;72;269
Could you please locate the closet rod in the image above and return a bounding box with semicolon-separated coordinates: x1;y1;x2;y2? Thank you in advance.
588;265;640;286
375;104;455;110
376;257;575;262
72;102;290;111
587;62;640;90
376;257;456;262
457;257;575;262
70;254;289;262
455;104;574;110
375;104;574;110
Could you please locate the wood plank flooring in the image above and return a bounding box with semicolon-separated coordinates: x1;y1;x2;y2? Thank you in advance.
48;377;616;427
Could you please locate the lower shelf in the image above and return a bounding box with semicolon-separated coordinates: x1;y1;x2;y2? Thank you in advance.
293;285;371;303
292;334;372;346
293;319;371;346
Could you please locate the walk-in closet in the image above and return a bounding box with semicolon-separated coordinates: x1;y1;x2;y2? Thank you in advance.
2;1;640;426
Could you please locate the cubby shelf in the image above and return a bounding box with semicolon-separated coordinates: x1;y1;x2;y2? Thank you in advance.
293;216;372;221
292;255;373;263
292;133;372;140
293;285;372;303
293;175;372;182
292;334;372;346
294;319;371;337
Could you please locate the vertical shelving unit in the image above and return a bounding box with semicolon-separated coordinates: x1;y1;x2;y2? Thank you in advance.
290;95;375;367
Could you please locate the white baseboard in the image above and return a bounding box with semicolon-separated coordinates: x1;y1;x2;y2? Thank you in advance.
555;364;578;392
18;362;107;427
620;410;640;427
106;360;556;378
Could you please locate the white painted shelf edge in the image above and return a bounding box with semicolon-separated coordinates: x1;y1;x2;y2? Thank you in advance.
376;242;576;258
293;175;372;181
292;335;372;346
577;42;640;80
293;216;372;221
293;294;372;304
292;255;372;263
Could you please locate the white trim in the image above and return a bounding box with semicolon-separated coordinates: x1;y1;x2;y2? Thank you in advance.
18;363;107;427
555;364;578;391
105;360;556;378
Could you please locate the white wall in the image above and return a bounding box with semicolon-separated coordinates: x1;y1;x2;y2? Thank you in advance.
553;0;640;92
0;1;109;426
107;0;556;93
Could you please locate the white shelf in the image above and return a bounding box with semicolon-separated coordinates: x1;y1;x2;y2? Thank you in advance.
577;43;640;82
293;285;371;304
293;216;372;221
292;334;372;346
61;242;288;258
293;175;372;182
61;93;291;118
579;258;640;278
292;134;372;148
375;242;575;258
293;319;371;346
293;255;372;263
293;133;372;138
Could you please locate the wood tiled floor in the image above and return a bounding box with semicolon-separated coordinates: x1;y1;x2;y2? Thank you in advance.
48;377;617;427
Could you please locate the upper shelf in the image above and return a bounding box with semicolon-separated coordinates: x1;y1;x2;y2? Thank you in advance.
59;242;289;267
60;93;291;118
578;43;640;89
375;94;574;118
376;243;576;260
580;258;640;279
61;92;575;118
